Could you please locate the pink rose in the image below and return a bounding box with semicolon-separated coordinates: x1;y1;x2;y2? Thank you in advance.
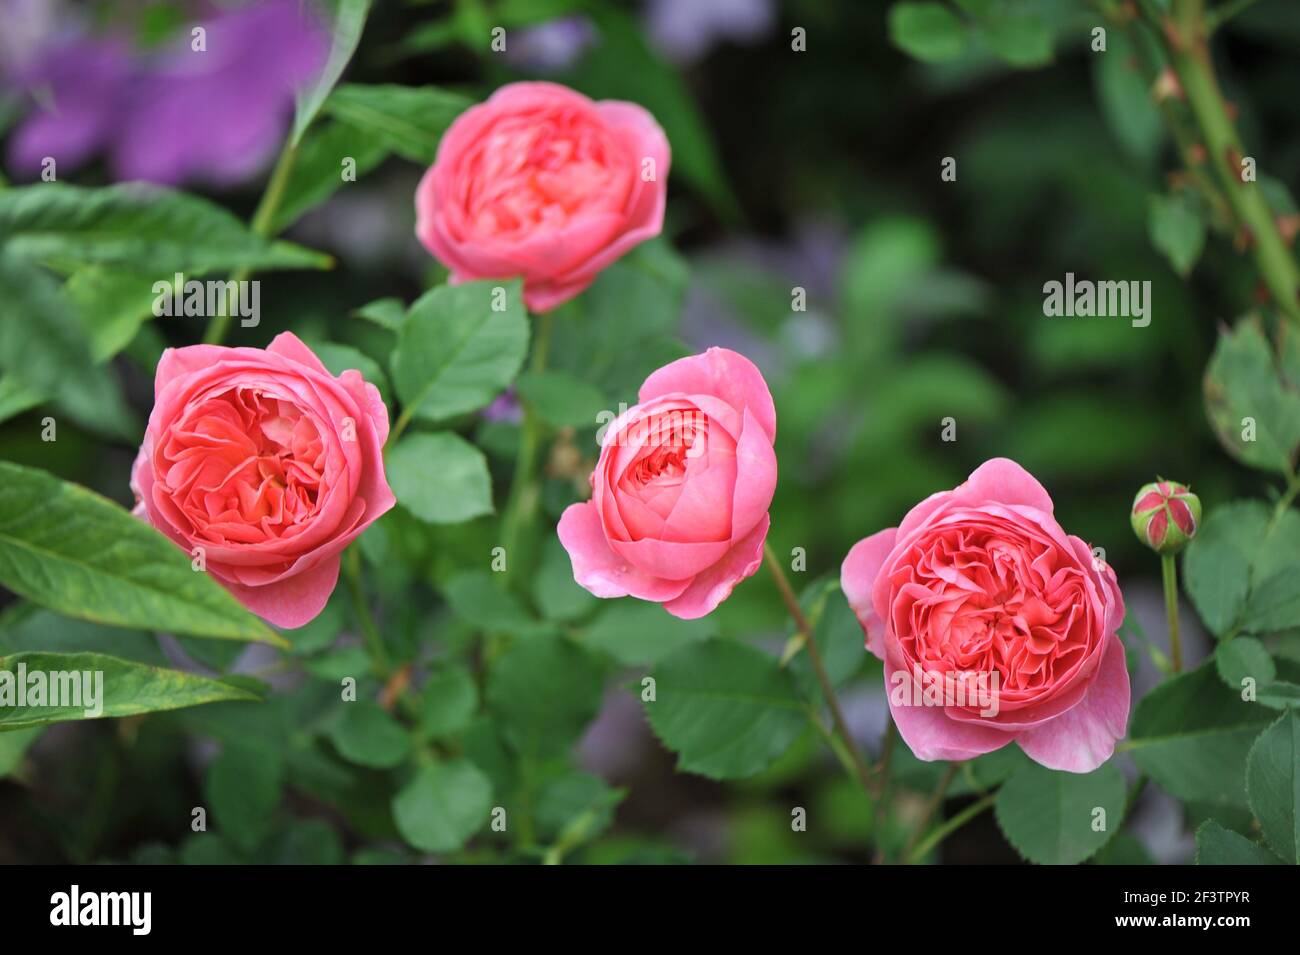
131;333;395;629
557;347;777;620
415;81;670;312
840;458;1129;773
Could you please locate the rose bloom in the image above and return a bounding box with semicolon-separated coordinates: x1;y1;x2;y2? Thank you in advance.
131;333;395;628
558;348;776;619
415;81;670;312
841;459;1128;773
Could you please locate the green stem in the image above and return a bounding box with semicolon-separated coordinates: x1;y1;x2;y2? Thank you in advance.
1161;553;1182;672
762;542;876;799
345;548;390;676
1156;0;1300;325
204;141;300;345
1206;0;1260;33
905;792;995;864
499;310;555;591
901;762;960;863
872;722;898;863
1270;470;1300;529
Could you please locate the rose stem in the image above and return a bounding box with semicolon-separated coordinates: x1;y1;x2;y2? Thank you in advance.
871;722;897;863
499;309;556;594
901;761;959;864
345;548;391;676
1161;553;1182;672
204;141;302;346
762;542;875;798
904;791;995;865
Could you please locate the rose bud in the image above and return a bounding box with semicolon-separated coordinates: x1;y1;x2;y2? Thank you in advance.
415;81;670;312
1130;480;1201;555
131;333;395;629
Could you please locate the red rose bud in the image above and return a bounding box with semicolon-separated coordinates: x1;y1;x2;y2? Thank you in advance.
1131;480;1201;555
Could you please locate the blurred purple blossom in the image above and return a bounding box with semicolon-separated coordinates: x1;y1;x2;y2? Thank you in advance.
643;0;775;64
503;16;596;74
482;387;523;425
4;0;328;186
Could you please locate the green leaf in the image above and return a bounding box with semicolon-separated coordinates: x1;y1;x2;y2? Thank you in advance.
0;462;281;644
0;183;330;272
0;375;42;424
1204;318;1300;474
273;119;389;233
646;639;807;780
292;0;372;146
392;757;492;853
1183;501;1268;637
391;279;528;424
994;760;1125;865
889;3;968;63
325;84;474;163
0;651;259;730
1195;820;1285;864
388;432;493;525
1148;192;1206;277
486;634;604;758
418;663;478;739
582;600;716;666
207;742;283;853
1128;663;1276;808
326;701;412;769
353;297;406;331
0;251;94;401
1092;30;1163;164
65;266;162;362
535;771;625;846
442;571;547;637
978;8;1052;68
515;370;607;429
533;536;597;622
1246;711;1300;863
1215;637;1276;693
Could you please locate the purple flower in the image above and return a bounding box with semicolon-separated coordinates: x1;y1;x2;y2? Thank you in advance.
644;0;775;64
503;16;596;74
5;0;328;186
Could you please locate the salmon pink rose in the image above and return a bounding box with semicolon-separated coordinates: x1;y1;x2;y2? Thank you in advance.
131;333;395;629
558;347;776;620
840;458;1128;773
415;81;670;312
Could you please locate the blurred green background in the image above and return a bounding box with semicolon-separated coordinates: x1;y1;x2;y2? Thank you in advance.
2;0;1297;864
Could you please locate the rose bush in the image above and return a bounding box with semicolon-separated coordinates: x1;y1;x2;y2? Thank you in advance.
415;81;670;312
841;458;1129;773
558;347;776;619
130;333;394;628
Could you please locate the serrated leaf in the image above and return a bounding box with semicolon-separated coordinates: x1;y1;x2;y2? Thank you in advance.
292;0;372;146
1204;318;1300;474
392;757;492;853
1128;663;1276;807
325;84;473;163
486;634;604;758
388;432;493;525
515;370;607;429
646;639;806;780
442;571;546;636
0;651;260;730
1182;501;1269;636
581;599;716;666
391;279;528;424
993;760;1126;865
1246;710;1300;863
0;462;281;644
0;183;330;273
1195;820;1285;864
1215;637;1276;693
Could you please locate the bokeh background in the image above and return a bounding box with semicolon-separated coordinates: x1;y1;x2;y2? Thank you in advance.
1;0;1296;864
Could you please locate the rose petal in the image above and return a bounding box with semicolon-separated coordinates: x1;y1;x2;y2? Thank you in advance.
662;515;769;620
557;500;691;602
840;527;897;660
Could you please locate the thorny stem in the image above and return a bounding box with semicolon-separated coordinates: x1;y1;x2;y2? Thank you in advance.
762;543;876;798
